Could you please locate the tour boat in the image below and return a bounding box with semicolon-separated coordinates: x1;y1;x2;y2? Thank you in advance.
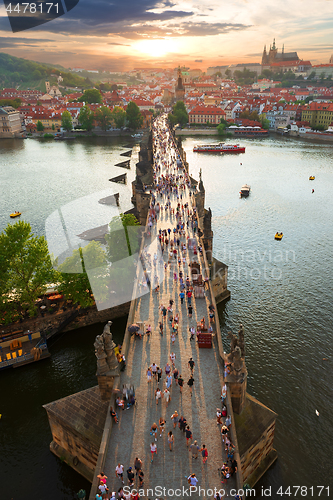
275;232;283;240
10;212;21;218
193;143;245;153
309;176;315;180
240;184;251;197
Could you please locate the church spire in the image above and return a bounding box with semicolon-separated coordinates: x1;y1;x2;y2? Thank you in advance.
282;43;284;54
272;38;276;50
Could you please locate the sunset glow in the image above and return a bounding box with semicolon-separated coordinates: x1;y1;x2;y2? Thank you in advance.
135;39;178;58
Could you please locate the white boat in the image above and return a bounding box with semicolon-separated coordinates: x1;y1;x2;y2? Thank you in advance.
240;184;251;197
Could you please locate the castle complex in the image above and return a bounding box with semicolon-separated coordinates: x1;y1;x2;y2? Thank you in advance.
261;38;299;66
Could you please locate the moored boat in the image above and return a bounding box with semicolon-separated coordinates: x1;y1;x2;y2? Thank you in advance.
275;232;283;240
240;184;251;197
193;143;245;153
0;330;50;371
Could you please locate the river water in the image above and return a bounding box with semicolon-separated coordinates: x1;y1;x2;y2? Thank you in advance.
0;135;332;499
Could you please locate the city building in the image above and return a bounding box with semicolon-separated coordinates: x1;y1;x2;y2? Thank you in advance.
188;105;226;124
174;67;185;101
301;102;333;128
0;106;24;138
262;39;300;67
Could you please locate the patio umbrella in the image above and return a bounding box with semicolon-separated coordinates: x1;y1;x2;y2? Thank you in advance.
128;324;140;334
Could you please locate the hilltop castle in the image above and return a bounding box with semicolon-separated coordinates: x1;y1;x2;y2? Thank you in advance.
261;39;299;66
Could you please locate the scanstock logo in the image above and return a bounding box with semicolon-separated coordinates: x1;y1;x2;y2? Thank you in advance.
3;0;80;33
45;189;164;311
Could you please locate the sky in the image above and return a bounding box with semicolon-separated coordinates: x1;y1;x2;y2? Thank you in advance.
1;0;333;71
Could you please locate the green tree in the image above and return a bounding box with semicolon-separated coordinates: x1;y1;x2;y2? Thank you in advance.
79;104;95;131
0;221;56;318
105;214;141;301
168;101;188;127
95;106;113;131
57;241;106;308
36;120;44;132
77;89;103;104
259;116;270;129
111;106;126;128
217;123;226;135
61;110;73;131
126;101;143;130
105;213;140;263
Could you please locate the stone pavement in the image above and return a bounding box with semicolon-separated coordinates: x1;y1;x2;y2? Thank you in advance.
104;119;236;499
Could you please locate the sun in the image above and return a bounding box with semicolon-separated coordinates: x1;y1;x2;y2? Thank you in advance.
135;39;177;58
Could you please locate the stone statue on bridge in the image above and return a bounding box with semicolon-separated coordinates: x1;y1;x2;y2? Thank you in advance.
94;321;119;374
226;325;246;381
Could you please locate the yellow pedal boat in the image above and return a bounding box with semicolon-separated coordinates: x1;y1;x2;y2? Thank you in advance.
309;176;315;180
10;212;21;218
275;232;283;240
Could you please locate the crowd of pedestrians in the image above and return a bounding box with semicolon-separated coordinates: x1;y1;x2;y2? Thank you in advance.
96;115;239;499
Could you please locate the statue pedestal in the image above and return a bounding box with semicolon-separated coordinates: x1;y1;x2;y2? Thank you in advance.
97;368;120;401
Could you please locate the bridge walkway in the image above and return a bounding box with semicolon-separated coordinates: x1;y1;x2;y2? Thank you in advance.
104;118;236;499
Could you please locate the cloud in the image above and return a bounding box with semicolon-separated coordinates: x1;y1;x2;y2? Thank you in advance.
0;36;54;48
23;0;194;36
194;59;202;62
107;42;130;46
297;45;333;52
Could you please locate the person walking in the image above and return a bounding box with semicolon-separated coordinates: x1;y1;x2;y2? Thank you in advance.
138;469;144;487
187;473;198;487
126;467;135;486
189;326;195;341
225;414;232;430
179;291;185;304
188;304;193;318
159;417;165;437
150;422;158;441
221;383;227;402
187;290;192;306
163;388;171;407
178;415;187;432
150;442;157;463
199;444;208;464
188;357;195;375
173;366;179;385
159;321;163;335
187;375;194;396
134;457;142;476
155;387;162;405
147;367;152;383
178;374;184;393
185;426;192;446
168;430;174;451
170;352;176;367
165;363;171;376
115;463;124;484
151;363;157;380
221;424;228;444
216;408;222;425
166;373;172;390
157;366;162;383
189;440;199;459
171;410;179;428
